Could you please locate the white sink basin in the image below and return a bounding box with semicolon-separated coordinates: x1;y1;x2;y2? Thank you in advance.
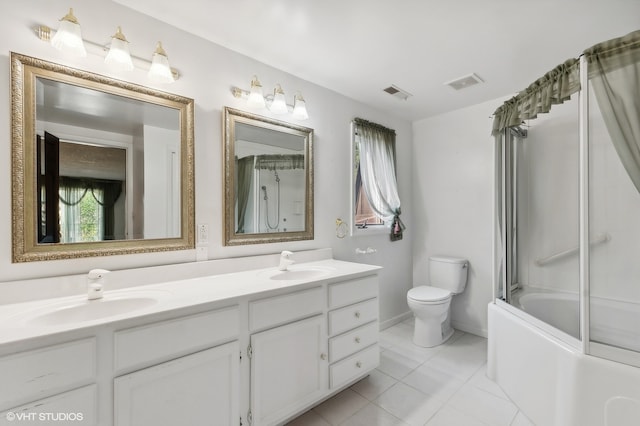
260;265;335;281
22;290;170;326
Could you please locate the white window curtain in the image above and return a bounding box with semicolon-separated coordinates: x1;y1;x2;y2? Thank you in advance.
354;118;405;235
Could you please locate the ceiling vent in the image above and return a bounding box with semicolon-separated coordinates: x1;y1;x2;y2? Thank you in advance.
444;73;484;90
383;84;412;101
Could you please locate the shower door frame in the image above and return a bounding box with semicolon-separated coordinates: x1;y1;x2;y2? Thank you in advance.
495;55;640;368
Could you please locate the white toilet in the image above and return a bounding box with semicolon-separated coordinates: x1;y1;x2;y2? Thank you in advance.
407;256;469;347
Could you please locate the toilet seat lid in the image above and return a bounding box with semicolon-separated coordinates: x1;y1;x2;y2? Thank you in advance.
408;286;451;303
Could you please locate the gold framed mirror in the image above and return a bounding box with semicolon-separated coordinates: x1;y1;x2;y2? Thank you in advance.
11;52;195;262
223;107;313;245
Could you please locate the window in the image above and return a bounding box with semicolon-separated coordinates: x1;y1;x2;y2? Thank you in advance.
351;118;404;238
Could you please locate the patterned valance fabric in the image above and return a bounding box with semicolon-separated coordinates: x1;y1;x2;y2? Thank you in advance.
491;59;581;135
254;154;305;170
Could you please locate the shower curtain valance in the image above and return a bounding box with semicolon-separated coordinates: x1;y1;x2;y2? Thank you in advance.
491;59;581;135
492;30;640;137
254;154;305;170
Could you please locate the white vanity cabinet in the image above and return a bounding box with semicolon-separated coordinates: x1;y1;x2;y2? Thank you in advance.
248;287;327;426
114;342;239;426
0;258;381;426
327;275;380;389
0;338;97;425
113;306;240;426
247;274;379;426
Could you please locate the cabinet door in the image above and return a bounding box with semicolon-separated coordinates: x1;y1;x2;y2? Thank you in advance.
114;341;239;426
251;315;327;426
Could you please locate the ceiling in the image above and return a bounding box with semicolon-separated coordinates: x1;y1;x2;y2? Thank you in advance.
114;0;640;121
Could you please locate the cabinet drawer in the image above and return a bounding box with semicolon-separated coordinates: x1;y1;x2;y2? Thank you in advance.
0;385;97;425
0;338;96;410
328;275;378;309
328;298;378;336
329;344;379;389
114;305;239;372
329;321;378;363
249;286;323;332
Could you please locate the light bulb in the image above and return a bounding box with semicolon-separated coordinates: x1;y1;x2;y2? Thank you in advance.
104;26;134;71
50;8;86;57
148;42;175;83
270;84;288;115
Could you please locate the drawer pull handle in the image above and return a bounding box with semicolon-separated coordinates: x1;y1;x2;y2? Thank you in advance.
356;361;362;368
354;311;361;319
320;353;327;360
354;337;361;344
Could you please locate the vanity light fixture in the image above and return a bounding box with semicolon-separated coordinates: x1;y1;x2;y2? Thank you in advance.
231;77;309;119
34;10;180;82
247;76;266;108
292;93;309;120
147;42;175;84
270;84;289;115
49;8;87;57
104;26;134;71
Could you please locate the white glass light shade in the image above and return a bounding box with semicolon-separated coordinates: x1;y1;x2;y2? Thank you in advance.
104;27;134;71
50;8;86;57
147;42;174;84
270;84;289;115
247;76;266;108
292;94;309;120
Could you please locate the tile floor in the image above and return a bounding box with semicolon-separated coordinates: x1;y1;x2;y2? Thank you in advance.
287;318;535;426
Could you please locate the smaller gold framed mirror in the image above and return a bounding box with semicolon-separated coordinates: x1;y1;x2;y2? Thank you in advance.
223;107;314;246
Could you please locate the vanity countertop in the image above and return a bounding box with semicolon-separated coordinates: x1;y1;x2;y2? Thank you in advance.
0;259;381;346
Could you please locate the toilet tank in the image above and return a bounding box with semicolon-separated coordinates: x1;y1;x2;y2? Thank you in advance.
429;256;469;294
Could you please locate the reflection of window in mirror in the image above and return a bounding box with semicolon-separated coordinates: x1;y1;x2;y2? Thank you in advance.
37;131;127;243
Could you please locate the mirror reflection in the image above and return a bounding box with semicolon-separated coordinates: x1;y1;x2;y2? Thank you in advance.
224;108;314;246
11;53;195;262
36;79;181;244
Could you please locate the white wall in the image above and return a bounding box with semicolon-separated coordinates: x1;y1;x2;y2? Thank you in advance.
0;0;413;325
412;98;503;336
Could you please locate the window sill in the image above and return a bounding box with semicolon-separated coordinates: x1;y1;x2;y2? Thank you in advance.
351;225;389;237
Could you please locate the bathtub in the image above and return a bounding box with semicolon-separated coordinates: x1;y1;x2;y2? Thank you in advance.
488;299;640;426
517;291;640;352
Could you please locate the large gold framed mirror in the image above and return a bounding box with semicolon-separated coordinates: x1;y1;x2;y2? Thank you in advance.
11;52;195;262
223;107;313;245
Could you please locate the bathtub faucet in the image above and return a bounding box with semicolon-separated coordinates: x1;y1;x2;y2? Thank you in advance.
278;251;295;271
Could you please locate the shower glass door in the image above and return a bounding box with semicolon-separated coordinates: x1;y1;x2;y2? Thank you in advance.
500;99;582;341
587;81;640;361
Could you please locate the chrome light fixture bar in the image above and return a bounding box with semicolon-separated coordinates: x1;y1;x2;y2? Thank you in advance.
232;76;309;120
35;10;179;82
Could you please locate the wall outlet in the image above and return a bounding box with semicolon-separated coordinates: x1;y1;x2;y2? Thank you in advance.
197;223;209;244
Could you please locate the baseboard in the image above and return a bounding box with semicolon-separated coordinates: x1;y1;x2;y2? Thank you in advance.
452;320;487;338
379;311;413;331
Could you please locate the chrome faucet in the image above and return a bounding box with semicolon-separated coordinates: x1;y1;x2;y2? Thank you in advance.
278;251;295;271
87;269;110;300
